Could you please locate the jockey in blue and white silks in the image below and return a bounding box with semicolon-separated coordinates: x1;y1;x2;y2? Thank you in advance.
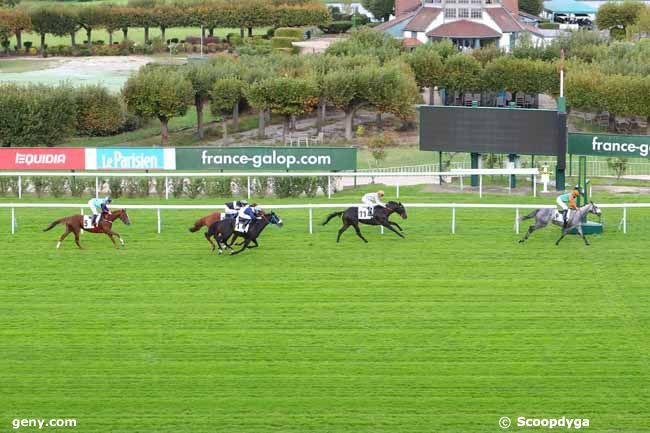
235;203;258;231
224;199;248;219
88;196;112;226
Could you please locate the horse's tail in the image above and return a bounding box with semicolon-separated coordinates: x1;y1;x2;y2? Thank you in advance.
189;218;204;233
520;209;539;221
43;218;64;232
322;211;344;226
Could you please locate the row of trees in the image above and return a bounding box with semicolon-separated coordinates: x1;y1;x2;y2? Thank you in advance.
596;2;650;39
0;0;329;53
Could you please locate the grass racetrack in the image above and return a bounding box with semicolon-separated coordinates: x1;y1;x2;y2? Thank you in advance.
1;187;649;432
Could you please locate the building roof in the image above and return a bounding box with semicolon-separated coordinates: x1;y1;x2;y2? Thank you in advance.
404;7;442;32
402;37;423;47
518;10;543;22
426;20;502;38
522;23;545;37
543;0;597;14
486;7;524;32
374;10;417;31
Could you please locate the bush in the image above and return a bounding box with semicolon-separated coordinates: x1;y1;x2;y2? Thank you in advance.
319;21;353;34
137;178;151;197
267;28;276;38
185;177;205;198
205;177;233;198
171;178;184;198
74;85;125;136
271;36;300;49
275;27;304;38
108;178;123;198
31;177;49;197
0;177;18;197
185;36;220;45
49;177;67;197
251;177;270;198
538;22;559;29
69;178;89;197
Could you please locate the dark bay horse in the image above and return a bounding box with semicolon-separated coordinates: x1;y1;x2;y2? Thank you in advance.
189;211;223;233
206;212;283;255
43;209;131;249
322;201;407;243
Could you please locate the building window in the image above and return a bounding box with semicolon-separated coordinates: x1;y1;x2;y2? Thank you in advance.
471;0;482;4
445;8;457;17
411;31;417;38
458;0;470;4
471;8;482;17
459;8;469;17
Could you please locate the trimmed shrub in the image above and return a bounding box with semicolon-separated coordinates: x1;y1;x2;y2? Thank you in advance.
108;178;124;198
185;177;205;199
271;36;300;49
49;177;67;197
0;177;18;197
31;177;49;197
206;177;233;198
275;27;304;38
538;22;559;29
69;178;89;197
74;85;125;136
319;20;353;34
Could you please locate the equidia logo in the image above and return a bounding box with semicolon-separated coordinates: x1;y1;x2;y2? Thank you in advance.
15;153;66;166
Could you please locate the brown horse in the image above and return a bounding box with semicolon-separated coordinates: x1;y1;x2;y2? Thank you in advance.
189;212;223;233
43;209;131;249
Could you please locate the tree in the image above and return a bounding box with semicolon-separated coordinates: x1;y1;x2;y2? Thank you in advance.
408;44;444;103
0;0;20;7
361;0;394;22
0;7;30;49
627;5;650;39
153;3;182;41
596;1;644;38
326;27;402;64
368;61;419;128
440;53;483;96
78;5;105;49
519;0;543;16
211;77;247;144
184;63;219;139
29;7;69;56
122;66;194;146
247;77;318;144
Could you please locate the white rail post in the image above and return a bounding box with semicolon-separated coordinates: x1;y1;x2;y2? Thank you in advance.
452;206;456;234
11;207;15;234
515;208;520;234
623;207;627;234
18;175;22;199
396;181;400;199
533;175;537;198
157;208;161;234
95;177;99;198
165;176;169;200
327;176;332;199
459;175;463;191
247;176;251;199
380;225;384;234
309;207;313;234
479;175;483;198
80;208;84;235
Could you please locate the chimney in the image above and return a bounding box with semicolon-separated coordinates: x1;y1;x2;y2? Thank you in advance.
501;0;519;15
395;0;421;17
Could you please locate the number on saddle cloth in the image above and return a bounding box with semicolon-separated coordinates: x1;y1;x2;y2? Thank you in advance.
358;207;374;220
235;221;249;233
83;215;95;229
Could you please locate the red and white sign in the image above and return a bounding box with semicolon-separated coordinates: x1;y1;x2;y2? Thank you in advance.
0;148;85;170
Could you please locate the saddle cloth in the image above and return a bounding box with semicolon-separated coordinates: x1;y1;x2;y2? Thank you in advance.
358;207;373;220
82;215;95;229
554;210;571;224
235;222;249;234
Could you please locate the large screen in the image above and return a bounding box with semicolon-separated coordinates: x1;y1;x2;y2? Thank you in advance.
419;106;566;157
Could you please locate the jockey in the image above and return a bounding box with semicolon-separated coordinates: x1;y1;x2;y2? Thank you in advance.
556;186;581;227
235;202;258;231
224;199;248;219
88;196;112;226
361;190;385;216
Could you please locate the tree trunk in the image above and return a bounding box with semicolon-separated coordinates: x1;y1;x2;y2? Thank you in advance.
376;112;383;130
315;101;323;133
108;31;113;46
122;28;128;40
71;32;76;47
240;27;244;38
160;118;169;146
86;28;92;50
248;27;253;37
16;30;22;50
282;116;290;144
344;109;355;141
196;98;204;139
428;87;435;105
290;114;296;131
201;26;206;38
209;27;214;37
144;27;149;44
258;109;266;139
647;116;650;135
222;120;229;144
265;109;271;124
161;27;166;42
40;33;45;57
232;103;239;131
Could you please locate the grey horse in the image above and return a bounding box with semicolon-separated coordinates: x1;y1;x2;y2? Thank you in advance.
518;202;602;246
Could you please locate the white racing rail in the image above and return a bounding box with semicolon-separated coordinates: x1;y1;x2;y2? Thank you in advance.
0;168;540;200
1;201;642;236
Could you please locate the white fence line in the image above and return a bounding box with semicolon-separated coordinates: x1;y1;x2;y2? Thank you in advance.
1;201;638;236
0;168;539;200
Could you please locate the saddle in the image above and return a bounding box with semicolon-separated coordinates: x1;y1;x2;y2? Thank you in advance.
358;207;374;220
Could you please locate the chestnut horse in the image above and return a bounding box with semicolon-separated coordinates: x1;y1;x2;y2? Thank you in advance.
43;209;131;249
189;212;223;233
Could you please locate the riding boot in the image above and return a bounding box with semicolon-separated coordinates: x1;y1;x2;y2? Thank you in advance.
562;210;568;228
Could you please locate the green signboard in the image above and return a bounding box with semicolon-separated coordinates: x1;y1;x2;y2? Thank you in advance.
175;147;357;171
569;133;650;158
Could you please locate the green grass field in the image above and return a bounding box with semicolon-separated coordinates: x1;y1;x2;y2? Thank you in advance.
1;186;649;432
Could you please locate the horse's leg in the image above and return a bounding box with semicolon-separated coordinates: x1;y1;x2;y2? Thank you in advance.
390;221;404;231
73;227;83;249
105;230;119;249
555;229;568;246
57;227;71;249
214;234;225;255
353;223;369;243
248;239;259;249
382;222;405;238
519;225;537;243
205;231;216;251
112;230;124;247
577;225;590;246
336;223;350;243
230;239;251;255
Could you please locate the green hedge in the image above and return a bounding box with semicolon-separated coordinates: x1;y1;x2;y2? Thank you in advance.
319;20;353;34
538;22;559;29
271;36;300;49
275;27;304;38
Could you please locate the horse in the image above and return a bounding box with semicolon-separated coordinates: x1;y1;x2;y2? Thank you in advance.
518;202;602;246
43;209;131;249
189;211;224;233
321;201;407;243
206;212;283;255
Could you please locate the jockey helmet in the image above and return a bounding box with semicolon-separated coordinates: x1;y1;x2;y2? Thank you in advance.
106;196;112;203
240;199;248;205
378;190;385;197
